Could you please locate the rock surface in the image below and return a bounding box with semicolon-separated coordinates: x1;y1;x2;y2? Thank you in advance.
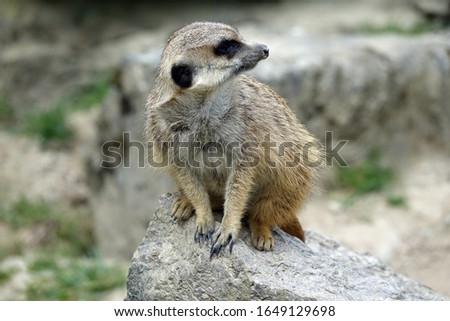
126;194;447;301
411;0;450;18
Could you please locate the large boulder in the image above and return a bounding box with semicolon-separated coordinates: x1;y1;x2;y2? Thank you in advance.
126;194;447;300
411;0;450;19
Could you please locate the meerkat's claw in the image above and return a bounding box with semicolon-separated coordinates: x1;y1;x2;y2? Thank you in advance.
194;215;215;245
194;223;214;244
210;233;233;258
229;240;234;254
194;230;212;243
210;244;223;258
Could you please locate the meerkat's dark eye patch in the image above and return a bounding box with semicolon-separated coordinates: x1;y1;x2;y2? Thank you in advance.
171;64;193;88
214;39;242;59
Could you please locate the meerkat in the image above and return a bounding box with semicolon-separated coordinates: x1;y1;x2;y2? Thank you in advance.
145;22;321;257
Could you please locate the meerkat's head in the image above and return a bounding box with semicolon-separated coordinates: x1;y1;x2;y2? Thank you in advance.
160;22;269;91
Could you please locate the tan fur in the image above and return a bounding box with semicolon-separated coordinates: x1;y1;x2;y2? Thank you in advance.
145;22;322;255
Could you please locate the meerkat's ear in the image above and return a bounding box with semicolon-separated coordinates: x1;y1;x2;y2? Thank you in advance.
171;64;193;88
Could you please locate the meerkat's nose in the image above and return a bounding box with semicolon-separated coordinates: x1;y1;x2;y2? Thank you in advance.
261;45;269;59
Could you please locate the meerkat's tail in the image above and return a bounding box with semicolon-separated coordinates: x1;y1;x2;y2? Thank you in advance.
279;217;305;242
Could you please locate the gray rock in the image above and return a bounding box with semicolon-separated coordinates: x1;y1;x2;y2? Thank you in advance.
126;193;447;301
411;0;450;18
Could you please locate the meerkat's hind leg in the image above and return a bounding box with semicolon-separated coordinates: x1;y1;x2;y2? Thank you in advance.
248;214;275;251
247;191;306;250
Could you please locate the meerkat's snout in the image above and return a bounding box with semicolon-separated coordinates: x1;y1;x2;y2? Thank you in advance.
235;43;269;74
247;43;269;60
259;44;270;59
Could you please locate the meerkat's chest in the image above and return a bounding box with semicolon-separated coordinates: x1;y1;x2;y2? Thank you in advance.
174;123;236;170
161;86;242;186
174;94;239;142
173;114;236;190
169;128;230;194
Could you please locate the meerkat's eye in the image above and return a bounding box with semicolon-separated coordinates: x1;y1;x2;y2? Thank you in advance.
171;64;193;88
214;39;242;59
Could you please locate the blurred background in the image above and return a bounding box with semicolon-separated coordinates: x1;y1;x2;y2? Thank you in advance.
0;0;449;300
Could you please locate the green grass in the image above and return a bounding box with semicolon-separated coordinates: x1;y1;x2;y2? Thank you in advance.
359;21;447;36
55;211;96;257
0;267;15;285
68;73;112;111
0;97;14;125
337;150;393;195
22;73;111;147
24;105;72;147
386;194;407;207
27;257;125;300
0;196;95;256
0;197;125;300
0;197;53;229
28;255;60;272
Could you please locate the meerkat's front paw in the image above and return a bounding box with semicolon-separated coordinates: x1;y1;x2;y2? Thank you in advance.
210;224;240;258
171;196;194;221
194;214;215;243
